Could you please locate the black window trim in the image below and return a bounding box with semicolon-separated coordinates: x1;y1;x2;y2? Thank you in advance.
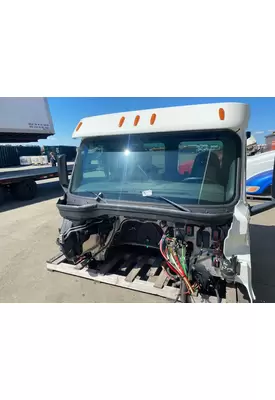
67;128;242;212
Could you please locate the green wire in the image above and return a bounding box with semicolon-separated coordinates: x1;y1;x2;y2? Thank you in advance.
180;246;188;275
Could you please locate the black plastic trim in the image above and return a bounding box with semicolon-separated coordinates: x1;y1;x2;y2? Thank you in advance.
250;200;275;216
67;128;242;211
57;199;234;225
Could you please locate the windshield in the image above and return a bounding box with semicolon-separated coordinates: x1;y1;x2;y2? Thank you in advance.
70;131;240;206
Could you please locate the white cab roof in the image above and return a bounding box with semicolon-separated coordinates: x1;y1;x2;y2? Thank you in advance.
72;102;249;139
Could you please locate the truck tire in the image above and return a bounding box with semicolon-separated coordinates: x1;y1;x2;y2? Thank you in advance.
226;283;251;303
11;179;37;201
0;186;5;206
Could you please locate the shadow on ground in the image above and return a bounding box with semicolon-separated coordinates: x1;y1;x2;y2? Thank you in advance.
0;179;63;213
250;223;275;302
1;184;275;302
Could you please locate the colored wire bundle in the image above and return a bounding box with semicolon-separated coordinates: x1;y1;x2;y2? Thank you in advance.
159;234;194;295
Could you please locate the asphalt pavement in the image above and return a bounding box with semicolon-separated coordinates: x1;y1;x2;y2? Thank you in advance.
0;179;274;302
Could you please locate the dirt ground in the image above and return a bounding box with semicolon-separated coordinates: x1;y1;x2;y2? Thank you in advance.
0;179;274;302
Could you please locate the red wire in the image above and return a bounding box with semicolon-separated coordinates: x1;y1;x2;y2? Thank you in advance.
160;235;195;295
160;236;184;279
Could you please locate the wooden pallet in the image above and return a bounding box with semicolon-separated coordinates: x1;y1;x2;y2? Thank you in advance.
46;252;222;303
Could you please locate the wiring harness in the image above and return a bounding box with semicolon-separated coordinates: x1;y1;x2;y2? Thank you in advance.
159;233;197;296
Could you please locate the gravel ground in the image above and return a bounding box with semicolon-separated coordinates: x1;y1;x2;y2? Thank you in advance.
0;179;275;302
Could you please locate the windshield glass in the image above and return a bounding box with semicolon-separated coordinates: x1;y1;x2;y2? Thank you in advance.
70;131;240;206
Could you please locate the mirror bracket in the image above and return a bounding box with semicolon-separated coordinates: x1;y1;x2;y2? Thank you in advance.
58;154;69;192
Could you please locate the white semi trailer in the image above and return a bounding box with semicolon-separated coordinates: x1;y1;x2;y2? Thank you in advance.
0;98;73;205
0;97;55;143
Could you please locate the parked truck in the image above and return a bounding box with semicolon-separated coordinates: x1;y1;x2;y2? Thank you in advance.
247;135;258;156
246;150;275;198
48;102;275;303
0;98;73;206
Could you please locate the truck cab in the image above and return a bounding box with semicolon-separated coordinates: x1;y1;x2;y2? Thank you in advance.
247;135;258;156
56;102;275;303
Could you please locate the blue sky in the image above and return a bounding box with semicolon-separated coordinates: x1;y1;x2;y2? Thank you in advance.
42;97;275;146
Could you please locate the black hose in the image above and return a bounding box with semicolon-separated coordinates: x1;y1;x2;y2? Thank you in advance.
91;220;118;260
215;287;222;303
174;279;188;303
180;279;188;303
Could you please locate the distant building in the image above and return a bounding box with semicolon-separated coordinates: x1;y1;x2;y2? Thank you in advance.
265;132;275;151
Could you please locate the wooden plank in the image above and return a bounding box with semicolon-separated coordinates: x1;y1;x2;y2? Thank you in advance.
99;253;125;275
118;254;137;273
125;255;149;283
46;254;225;303
147;257;162;280
133;256;156;281
147;257;159;276
147;266;159;277
154;269;169;289
47;261;180;301
47;253;66;265
72;261;87;271
137;256;156;281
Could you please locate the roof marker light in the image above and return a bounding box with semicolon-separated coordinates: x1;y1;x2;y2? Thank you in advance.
119;116;125;127
219;108;225;120
134;115;140;126
76;122;83;131
150;113;157;125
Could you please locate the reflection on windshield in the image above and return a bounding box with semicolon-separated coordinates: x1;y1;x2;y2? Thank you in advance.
70;132;239;206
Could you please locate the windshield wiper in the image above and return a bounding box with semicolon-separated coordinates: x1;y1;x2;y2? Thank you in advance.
80;191;107;203
141;191;191;213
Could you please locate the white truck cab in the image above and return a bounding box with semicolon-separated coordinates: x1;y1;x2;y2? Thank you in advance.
56;102;275;303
